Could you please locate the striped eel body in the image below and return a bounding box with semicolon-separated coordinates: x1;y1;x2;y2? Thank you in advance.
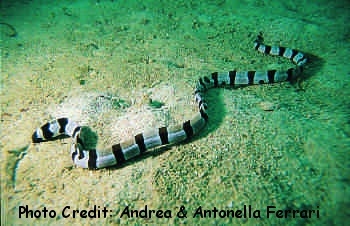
32;35;307;169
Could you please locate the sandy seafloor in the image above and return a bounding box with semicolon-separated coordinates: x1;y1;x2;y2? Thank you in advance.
1;0;349;225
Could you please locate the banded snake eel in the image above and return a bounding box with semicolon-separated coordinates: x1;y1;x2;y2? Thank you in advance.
32;35;307;169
